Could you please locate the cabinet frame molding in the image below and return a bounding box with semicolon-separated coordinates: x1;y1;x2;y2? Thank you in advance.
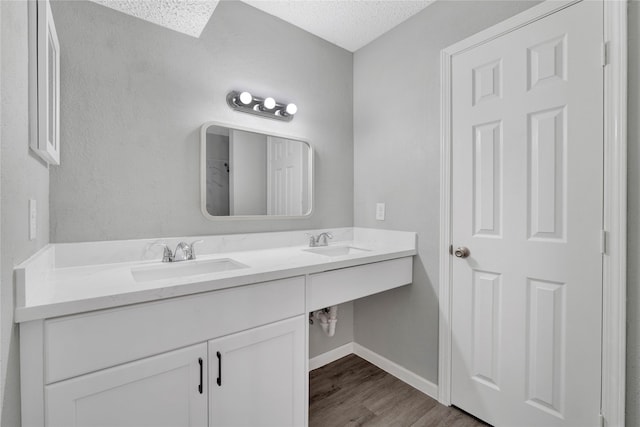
28;0;60;165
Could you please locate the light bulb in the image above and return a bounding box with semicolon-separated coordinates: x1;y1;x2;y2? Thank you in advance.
238;91;252;105
285;103;298;115
263;97;276;110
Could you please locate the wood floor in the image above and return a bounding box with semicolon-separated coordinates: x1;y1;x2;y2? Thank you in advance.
309;354;489;427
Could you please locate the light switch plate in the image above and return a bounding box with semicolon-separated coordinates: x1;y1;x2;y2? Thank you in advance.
29;199;37;240
376;202;385;221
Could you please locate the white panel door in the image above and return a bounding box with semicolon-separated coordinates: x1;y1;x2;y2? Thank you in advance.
46;343;207;427
208;316;305;427
267;136;303;215
450;2;603;426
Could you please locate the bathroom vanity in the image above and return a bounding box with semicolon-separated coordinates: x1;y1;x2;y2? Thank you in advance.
16;227;416;426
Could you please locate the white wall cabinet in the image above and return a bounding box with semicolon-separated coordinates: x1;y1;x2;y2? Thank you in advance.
46;343;208;427
209;316;306;427
28;0;61;165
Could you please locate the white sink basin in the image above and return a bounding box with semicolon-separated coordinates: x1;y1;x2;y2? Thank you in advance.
303;245;371;257
131;258;248;282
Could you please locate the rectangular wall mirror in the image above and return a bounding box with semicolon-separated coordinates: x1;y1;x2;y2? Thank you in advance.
200;123;313;219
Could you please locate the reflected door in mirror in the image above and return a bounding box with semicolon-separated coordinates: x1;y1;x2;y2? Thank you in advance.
268;137;307;216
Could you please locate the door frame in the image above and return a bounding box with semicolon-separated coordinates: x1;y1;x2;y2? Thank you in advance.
437;1;628;425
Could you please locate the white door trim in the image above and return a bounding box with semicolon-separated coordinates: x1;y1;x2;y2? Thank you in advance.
437;1;628;426
601;2;628;426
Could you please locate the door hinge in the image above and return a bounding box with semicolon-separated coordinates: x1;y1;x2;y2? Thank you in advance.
600;230;607;255
601;42;609;67
599;413;605;427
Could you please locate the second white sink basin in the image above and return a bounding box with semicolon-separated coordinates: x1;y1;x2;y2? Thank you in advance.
131;258;248;282
303;245;371;257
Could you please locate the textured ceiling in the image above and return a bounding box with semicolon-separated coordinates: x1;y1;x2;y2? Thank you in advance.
89;0;434;51
240;0;435;52
90;0;220;38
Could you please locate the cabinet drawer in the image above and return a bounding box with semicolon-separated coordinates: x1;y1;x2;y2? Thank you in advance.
307;257;413;311
45;277;305;384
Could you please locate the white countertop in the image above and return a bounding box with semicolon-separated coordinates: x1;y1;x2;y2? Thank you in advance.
15;228;417;322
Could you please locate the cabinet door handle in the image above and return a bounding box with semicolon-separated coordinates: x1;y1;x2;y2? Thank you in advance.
216;351;222;386
198;358;203;394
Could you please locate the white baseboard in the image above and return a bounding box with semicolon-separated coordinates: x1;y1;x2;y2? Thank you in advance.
353;343;439;400
308;342;354;371
308;341;438;401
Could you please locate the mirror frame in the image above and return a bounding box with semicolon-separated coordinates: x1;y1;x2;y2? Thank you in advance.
200;121;314;220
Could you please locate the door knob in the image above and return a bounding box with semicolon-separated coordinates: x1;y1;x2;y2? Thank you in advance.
454;247;470;258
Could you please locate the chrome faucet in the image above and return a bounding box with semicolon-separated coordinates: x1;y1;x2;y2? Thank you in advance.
173;242;192;262
152;240;204;262
307;232;333;247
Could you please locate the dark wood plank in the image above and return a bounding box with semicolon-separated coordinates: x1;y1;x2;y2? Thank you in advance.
309;354;489;427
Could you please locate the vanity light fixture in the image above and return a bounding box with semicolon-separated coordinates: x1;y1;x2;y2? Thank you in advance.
226;90;297;122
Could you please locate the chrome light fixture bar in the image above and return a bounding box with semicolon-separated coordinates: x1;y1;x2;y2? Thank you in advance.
226;90;297;122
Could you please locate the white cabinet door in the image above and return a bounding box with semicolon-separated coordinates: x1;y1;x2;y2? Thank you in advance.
209;316;305;427
46;344;208;427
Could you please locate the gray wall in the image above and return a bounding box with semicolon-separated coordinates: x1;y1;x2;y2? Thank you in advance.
352;0;540;385
49;0;353;242
627;0;640;425
0;2;51;426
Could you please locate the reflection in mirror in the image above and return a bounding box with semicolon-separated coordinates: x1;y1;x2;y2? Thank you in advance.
201;124;312;218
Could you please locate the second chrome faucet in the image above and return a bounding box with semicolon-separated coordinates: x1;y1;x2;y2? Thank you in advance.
152;240;204;262
307;232;333;247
